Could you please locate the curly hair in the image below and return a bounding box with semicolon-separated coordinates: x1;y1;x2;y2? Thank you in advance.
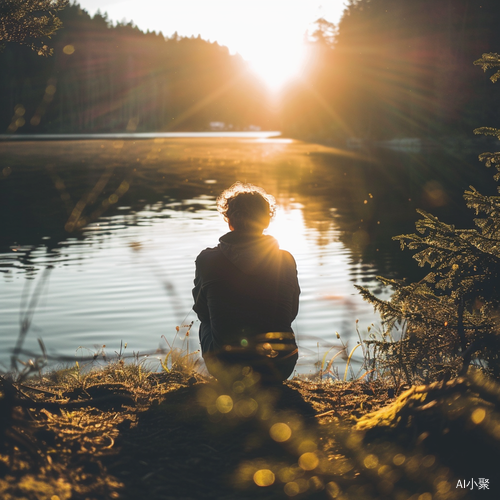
217;182;276;232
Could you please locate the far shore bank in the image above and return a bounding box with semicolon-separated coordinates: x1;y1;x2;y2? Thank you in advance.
1;131;497;155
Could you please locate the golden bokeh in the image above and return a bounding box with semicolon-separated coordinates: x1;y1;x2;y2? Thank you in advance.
277;466;302;483
284;481;300;496
215;395;233;413
377;464;390;477
308;476;324;492
417;493;432;500
231;381;245;393
471;407;486;424
421;455;435;468
297;439;317;454
298;452;319;471
234;398;258;418
253;469;275;487
325;481;340;498
436;480;451;494
269;422;292;442
363;454;379;469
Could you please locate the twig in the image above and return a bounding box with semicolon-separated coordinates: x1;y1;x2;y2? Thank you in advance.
315;408;340;418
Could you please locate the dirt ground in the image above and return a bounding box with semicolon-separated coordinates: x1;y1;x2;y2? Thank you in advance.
1;367;498;499
0;366;395;500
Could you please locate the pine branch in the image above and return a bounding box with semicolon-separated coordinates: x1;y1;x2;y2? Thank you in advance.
354;284;401;319
464;187;500;217
477;152;500;174
473;52;500;83
474;126;500;138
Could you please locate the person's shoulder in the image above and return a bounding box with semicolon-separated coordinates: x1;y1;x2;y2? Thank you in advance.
195;245;221;264
279;249;297;267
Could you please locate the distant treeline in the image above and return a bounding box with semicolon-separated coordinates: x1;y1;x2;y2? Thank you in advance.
0;4;274;134
286;0;500;141
2;0;500;139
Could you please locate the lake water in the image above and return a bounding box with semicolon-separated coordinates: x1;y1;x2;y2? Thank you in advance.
0;133;483;375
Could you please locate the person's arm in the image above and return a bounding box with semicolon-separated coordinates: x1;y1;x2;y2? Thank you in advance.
291;264;300;321
192;258;210;323
283;251;300;321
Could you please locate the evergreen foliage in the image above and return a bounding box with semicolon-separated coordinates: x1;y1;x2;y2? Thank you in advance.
357;54;500;382
474;52;500;83
0;0;68;56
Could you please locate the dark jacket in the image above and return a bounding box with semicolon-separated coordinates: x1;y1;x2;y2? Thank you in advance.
192;231;300;355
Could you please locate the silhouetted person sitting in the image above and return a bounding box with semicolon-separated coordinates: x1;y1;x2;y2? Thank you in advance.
192;182;300;383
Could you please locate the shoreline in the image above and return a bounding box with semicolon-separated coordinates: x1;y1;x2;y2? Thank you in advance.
0;131;282;142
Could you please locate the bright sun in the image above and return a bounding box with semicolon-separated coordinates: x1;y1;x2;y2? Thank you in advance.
242;40;307;91
78;1;347;91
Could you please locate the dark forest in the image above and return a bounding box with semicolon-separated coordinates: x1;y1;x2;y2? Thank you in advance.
0;3;274;134
2;0;500;140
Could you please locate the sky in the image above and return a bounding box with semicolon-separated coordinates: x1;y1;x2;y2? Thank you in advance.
76;0;347;89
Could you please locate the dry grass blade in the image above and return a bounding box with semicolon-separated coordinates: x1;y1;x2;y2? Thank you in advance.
11;267;52;375
343;344;362;382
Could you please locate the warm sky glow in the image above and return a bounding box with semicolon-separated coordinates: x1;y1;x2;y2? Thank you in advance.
76;0;345;90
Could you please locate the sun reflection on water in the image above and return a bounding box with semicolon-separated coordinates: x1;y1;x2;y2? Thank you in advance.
267;205;309;256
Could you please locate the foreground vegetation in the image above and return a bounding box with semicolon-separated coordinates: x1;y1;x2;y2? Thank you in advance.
1;359;499;499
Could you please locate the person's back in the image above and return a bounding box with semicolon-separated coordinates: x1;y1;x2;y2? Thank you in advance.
192;183;300;382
